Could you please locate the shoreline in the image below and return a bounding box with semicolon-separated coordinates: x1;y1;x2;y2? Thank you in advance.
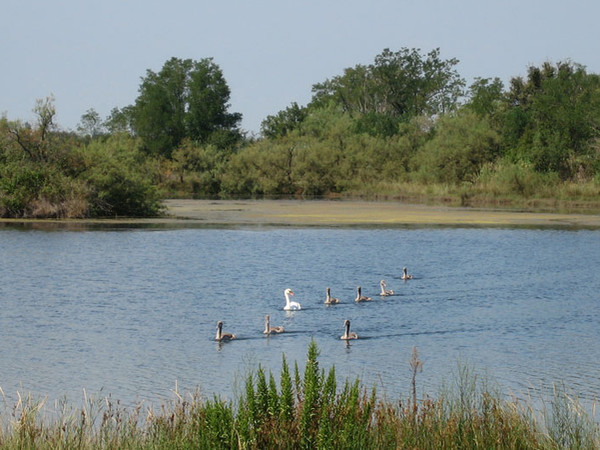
1;198;600;228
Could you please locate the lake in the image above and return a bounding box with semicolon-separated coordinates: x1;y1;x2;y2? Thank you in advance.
1;223;599;413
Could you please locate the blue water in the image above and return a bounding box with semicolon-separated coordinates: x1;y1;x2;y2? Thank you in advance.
1;224;599;411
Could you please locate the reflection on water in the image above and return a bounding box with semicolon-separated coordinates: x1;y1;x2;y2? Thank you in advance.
1;225;599;410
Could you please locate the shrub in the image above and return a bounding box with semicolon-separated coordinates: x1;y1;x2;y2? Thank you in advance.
81;135;162;217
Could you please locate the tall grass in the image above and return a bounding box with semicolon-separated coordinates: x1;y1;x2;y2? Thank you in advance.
0;341;598;449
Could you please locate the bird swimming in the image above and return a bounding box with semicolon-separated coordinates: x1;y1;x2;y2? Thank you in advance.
263;314;284;334
215;321;236;342
283;288;301;310
401;267;413;280
379;280;394;296
340;319;358;340
324;287;340;305
354;286;372;302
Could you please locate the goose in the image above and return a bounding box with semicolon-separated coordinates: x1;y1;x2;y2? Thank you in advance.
379;280;394;296
215;321;236;342
354;286;372;302
324;287;340;305
263;314;284;334
283;288;301;310
401;267;413;280
340;319;358;340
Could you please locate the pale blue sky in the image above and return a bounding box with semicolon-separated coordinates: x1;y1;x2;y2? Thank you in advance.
2;0;599;134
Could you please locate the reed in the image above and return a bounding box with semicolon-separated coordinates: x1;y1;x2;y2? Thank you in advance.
0;342;598;449
343;174;600;213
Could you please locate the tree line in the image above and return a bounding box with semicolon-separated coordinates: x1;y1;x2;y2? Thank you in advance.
1;49;599;218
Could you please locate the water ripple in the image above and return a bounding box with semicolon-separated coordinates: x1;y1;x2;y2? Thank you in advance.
0;227;599;407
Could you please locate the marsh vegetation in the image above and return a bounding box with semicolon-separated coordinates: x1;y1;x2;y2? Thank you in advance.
2;49;600;218
1;342;597;449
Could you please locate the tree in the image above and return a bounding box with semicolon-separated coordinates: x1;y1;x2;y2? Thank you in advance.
261;102;307;138
465;77;504;118
7;95;57;162
311;48;464;123
132;57;242;158
104;106;135;135
34;94;57;142
502;61;600;178
77;108;104;138
186;58;242;144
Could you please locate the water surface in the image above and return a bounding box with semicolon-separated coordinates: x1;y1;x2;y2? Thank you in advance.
1;225;599;411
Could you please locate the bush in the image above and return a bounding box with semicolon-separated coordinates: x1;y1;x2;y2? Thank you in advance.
82;135;162;217
0;161;89;218
474;159;558;198
414;111;501;184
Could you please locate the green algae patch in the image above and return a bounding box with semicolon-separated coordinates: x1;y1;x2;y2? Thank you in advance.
163;199;600;228
2;199;599;229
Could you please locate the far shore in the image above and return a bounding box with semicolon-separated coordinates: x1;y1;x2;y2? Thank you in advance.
2;198;600;228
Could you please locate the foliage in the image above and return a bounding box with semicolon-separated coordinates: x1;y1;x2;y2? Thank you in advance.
501;61;600;178
103;106;136;135
0;105;162;218
474;159;559;198
3;51;600;218
171;140;229;196
0;107;91;218
81;134;162;217
465;77;505;118
1;342;598;449
261;101;308;138
311;47;465;120
77;108;105;138
413;110;501;183
133;57;242;158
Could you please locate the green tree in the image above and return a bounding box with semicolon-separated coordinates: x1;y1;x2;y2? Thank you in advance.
502;61;600;178
104;106;135;134
311;48;464;123
77;108;104;138
261;102;308;138
133;57;241;158
186;58;242;145
311;64;373;114
465;77;504;118
7;95;57;163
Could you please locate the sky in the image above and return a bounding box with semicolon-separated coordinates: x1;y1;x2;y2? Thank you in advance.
2;0;600;135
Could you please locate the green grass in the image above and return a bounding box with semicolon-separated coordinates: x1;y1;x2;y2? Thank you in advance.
1;341;598;449
343;176;600;214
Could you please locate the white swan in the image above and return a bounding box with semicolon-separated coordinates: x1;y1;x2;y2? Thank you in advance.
340;319;358;340
215;321;236;342
283;288;301;310
354;286;372;302
324;287;340;305
401;267;413;280
379;280;394;296
263;314;284;334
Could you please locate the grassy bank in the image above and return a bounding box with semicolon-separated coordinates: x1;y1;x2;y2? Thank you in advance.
342;178;600;214
1;342;597;449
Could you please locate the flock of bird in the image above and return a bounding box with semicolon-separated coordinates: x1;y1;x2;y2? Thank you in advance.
215;267;414;342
